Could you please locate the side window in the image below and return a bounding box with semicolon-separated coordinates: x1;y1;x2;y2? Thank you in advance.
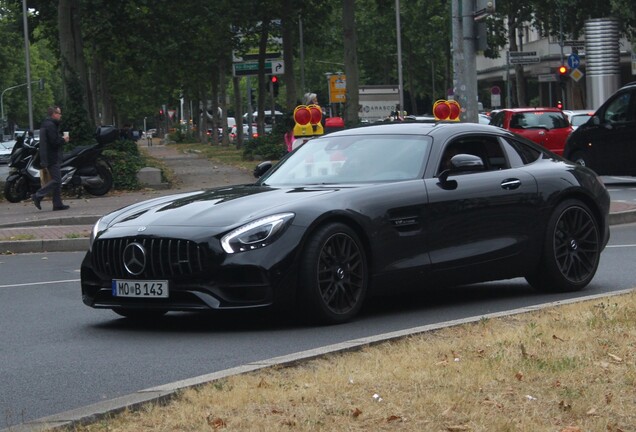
502;137;542;165
438;136;508;174
490;111;504;127
602;91;632;124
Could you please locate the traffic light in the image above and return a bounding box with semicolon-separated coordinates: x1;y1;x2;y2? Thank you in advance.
557;65;568;90
556;100;563;109
270;75;279;97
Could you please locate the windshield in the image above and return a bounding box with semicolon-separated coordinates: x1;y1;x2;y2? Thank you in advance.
261;134;430;186
511;112;569;130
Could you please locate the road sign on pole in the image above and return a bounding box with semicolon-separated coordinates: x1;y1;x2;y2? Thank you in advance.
508;51;540;64
567;53;580;69
232;60;285;77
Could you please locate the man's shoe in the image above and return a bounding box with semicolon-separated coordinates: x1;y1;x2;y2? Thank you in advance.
53;205;70;211
32;195;42;210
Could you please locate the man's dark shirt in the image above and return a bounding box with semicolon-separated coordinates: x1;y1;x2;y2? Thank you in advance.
39;117;65;168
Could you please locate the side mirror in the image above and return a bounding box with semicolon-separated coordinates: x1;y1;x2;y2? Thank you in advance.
438;154;485;183
253;161;272;178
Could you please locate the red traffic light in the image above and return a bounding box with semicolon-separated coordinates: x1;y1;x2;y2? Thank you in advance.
556;100;563;109
558;65;568;75
271;75;278;83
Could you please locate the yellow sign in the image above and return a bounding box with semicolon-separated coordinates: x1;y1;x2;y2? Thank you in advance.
329;75;347;104
570;67;584;82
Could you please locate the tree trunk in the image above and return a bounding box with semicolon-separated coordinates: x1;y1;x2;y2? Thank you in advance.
406;45;418;115
507;17;527;107
343;0;360;126
257;20;270;136
218;58;229;146
58;0;92;120
281;0;297;111
233;75;244;148
210;75;220;145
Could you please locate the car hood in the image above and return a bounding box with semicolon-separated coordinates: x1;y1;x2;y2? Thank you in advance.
103;184;341;229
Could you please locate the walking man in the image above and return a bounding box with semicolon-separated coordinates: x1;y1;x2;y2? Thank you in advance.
32;106;70;211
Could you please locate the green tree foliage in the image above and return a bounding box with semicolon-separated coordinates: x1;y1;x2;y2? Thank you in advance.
3;0;635;138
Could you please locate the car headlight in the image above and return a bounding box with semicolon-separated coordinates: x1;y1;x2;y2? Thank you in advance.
221;213;295;254
89;216;109;250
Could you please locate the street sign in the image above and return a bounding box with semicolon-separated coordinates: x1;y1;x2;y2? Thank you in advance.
564;40;585;48
508;51;540;64
271;60;285;75
567;53;580;69
538;73;557;82
570;67;584;82
329;74;347;103
232;60;284;77
509;51;537;57
509;56;540;64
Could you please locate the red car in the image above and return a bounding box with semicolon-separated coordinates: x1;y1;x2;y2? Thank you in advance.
489;108;572;155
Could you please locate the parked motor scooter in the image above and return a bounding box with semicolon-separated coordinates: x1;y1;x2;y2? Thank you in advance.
3;126;118;203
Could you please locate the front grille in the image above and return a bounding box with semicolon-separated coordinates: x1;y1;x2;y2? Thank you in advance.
92;237;207;279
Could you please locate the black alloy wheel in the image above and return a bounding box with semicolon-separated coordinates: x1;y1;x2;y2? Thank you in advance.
527;199;601;292
300;223;368;324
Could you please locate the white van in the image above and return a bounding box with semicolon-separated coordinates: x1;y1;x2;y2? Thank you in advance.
243;110;283;126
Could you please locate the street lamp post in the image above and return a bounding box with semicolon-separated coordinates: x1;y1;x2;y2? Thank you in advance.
395;0;404;116
1;80;41;137
22;0;34;133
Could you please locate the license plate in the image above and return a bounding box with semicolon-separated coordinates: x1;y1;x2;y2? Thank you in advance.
112;279;169;298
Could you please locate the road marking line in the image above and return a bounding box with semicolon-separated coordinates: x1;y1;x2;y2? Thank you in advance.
0;278;80;288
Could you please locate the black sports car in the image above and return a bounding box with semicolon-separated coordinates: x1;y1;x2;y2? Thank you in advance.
81;122;610;324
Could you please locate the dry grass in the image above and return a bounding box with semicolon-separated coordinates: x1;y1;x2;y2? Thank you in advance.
68;292;636;432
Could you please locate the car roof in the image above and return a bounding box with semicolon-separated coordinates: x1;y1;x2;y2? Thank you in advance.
323;121;505;138
497;107;564;113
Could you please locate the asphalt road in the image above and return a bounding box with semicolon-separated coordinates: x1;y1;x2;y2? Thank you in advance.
1;223;635;429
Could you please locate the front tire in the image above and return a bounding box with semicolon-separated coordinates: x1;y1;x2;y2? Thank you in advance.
83;161;113;196
3;175;29;203
299;223;368;324
526;199;601;292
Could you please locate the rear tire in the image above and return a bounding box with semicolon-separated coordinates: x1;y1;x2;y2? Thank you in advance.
83;161;113;196
299;223;368;324
526;199;601;292
3;175;29;203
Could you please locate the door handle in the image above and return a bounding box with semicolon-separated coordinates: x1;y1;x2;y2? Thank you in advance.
501;178;521;190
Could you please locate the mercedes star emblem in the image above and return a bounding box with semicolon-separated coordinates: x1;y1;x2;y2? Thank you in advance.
123;242;147;276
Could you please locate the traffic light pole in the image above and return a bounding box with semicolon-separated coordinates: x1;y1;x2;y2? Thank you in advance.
451;0;479;123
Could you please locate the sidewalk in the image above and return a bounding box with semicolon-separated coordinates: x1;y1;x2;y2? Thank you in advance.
1;142;636;254
0;140;256;253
